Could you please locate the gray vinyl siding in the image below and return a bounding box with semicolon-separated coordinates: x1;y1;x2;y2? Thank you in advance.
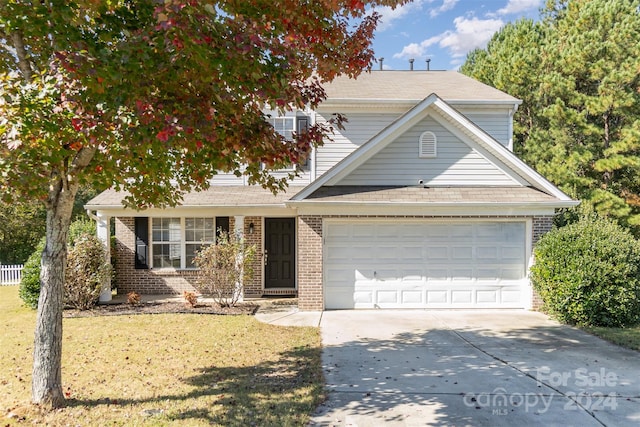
455;107;511;147
315;112;397;177
337;116;520;187
209;169;311;185
209;172;247;185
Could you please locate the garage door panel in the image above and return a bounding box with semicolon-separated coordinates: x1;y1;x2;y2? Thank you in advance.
327;290;356;309
501;267;525;280
451;225;473;237
452;247;473;260
427;269;449;280
324;221;527;309
427;290;448;304
477;247;498;259
477;290;498;304
401;290;424;304
477;267;501;279
501;289;522;303
353;290;373;304
452;290;473;304
426;246;449;259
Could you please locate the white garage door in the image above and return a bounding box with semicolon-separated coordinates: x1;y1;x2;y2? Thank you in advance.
324;221;528;309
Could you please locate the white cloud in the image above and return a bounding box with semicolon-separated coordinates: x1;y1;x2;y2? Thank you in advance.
393;35;442;59
497;0;541;15
438;16;504;58
429;0;459;18
393;16;504;64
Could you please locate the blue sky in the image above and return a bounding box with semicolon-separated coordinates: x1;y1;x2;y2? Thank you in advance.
369;0;543;70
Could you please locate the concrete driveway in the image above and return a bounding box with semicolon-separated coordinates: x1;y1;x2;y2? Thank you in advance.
310;310;640;426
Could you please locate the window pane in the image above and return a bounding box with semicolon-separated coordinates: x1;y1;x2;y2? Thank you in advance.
152;217;181;242
185;217;214;244
152;243;181;268
186;244;203;267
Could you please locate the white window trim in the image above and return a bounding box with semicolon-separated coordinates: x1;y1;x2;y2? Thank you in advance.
150;217;216;270
266;112;312;171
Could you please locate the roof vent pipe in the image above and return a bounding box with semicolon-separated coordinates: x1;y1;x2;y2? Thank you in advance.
379;57;384;70
426;58;431;71
409;58;414;71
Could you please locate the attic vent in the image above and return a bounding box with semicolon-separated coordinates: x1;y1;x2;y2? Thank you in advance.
419;131;437;158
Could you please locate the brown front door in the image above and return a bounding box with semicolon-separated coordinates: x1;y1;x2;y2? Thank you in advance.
264;218;296;289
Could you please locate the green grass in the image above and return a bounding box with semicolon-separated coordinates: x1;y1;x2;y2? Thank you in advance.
0;286;324;426
582;325;640;351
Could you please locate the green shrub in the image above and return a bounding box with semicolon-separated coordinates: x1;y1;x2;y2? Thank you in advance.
19;238;45;309
68;219;95;244
531;212;640;327
18;218;101;310
193;231;256;307
64;234;111;310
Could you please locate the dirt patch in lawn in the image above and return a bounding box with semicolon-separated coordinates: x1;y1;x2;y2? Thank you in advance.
63;301;260;318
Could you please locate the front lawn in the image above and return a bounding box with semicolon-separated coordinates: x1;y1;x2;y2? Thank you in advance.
582;325;640;351
0;286;324;426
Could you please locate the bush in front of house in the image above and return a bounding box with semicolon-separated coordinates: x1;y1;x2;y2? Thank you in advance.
19;219;109;310
193;231;256;307
19;238;46;309
530;211;640;327
64;233;111;310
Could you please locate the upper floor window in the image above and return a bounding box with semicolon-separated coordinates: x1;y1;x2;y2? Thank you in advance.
266;113;311;170
269;116;295;140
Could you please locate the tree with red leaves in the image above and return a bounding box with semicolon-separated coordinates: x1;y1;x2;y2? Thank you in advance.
0;0;406;408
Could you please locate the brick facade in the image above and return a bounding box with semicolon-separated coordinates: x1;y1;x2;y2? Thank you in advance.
531;215;554;310
297;216;323;311
115;217;199;294
242;216;263;298
115;216;265;297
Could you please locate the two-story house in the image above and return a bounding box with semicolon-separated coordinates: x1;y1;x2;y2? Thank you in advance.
86;71;578;311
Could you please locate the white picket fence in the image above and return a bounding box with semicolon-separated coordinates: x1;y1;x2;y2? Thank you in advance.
0;264;24;285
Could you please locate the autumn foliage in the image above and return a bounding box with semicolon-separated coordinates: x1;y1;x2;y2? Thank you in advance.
0;0;406;407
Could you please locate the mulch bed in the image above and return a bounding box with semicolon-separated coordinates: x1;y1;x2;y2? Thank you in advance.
63;301;259;318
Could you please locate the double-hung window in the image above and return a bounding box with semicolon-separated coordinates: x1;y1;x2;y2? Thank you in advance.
270;116;295;141
266;113;311;170
185;218;215;267
151;217;221;269
152;218;182;268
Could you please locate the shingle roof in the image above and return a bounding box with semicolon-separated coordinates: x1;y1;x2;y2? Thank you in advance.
302;186;558;204
86;186;307;208
86;184;559;208
321;71;520;103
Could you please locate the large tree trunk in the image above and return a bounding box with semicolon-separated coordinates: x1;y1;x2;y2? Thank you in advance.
31;183;78;408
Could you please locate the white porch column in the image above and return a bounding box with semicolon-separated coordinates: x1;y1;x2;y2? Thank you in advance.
234;215;244;238
233;215;245;302
96;212;112;302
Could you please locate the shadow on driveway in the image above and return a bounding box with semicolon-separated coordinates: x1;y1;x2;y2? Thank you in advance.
311;310;640;426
